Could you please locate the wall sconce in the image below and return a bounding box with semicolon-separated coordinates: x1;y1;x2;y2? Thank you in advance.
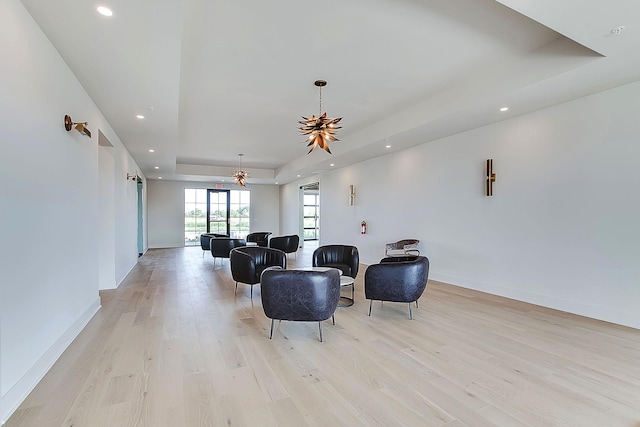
64;115;92;138
126;173;141;182
486;159;496;196
349;184;356;206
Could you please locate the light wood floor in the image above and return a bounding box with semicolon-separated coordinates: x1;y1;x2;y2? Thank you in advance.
6;244;640;427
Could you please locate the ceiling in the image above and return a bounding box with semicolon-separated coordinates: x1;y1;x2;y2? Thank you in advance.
20;0;640;184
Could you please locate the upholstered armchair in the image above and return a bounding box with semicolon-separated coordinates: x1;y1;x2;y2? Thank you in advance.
209;238;246;266
268;235;300;258
260;267;341;342
312;245;359;278
200;233;227;257
229;246;286;298
364;255;430;319
246;232;272;247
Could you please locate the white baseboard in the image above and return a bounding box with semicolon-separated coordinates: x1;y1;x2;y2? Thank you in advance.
430;272;639;330
0;298;101;425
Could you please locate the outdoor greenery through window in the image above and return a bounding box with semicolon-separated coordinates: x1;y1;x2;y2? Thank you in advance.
184;188;250;246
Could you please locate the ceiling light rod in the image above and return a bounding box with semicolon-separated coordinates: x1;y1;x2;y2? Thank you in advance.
316;79;326;116
299;79;342;154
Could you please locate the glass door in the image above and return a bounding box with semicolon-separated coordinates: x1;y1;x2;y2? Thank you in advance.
208;189;230;235
303;192;319;240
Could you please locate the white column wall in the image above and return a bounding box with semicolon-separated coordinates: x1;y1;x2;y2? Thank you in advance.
0;0;144;420
281;80;640;329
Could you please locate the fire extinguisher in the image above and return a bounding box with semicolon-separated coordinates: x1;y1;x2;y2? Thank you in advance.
361;220;367;234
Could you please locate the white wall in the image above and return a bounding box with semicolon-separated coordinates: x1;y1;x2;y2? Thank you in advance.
281;80;640;329
147;180;280;248
0;0;144;420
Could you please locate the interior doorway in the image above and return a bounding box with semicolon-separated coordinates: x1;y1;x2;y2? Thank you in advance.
300;182;320;241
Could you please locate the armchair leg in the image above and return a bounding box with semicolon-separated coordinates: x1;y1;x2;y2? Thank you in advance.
269;319;274;339
408;303;413;320
235;282;238;294
318;322;323;342
416;300;419;308
332;315;335;325
250;285;253;299
368;300;373;316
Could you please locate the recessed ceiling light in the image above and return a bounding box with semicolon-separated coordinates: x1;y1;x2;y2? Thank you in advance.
385;145;391;148
499;107;509;112
330;163;335;167
154;166;159;169
148;149;155;153
158;177;162;179
136;115;145;119
297;175;301;178
275;182;278;184
97;6;113;16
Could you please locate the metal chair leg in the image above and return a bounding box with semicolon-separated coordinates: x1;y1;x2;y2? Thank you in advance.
409;303;413;320
368;300;373;316
269;319;274;339
318;322;323;342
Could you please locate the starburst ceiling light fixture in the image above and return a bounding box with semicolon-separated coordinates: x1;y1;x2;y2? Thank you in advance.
233;154;248;187
299;80;342;154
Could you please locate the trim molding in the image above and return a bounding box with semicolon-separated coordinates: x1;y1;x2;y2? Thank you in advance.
430;272;639;330
0;298;101;424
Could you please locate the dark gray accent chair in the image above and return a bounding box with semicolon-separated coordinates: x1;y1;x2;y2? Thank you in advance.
210;238;246;266
246;232;272;247
261;267;341;342
364;255;430;319
312;245;359;278
268;235;300;259
312;245;359;304
229;246;287;298
200;233;227;257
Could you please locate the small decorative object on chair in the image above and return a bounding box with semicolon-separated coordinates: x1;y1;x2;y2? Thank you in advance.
385;239;420;257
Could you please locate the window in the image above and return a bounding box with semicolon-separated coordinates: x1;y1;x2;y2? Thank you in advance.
184;188;207;245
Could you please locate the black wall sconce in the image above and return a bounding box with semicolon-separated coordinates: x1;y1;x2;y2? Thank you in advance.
486;159;496;196
64;115;92;138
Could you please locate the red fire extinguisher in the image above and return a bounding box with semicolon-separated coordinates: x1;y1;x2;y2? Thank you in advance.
361;220;367;234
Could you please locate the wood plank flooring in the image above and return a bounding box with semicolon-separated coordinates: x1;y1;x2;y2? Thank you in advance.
5;243;640;426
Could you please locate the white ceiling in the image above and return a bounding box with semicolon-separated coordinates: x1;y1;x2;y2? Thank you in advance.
19;0;640;184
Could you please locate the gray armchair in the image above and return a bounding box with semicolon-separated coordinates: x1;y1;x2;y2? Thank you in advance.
268;235;300;259
312;245;359;278
364;256;430;319
200;233;227;257
246;232;272;247
229;246;286;298
312;245;359;304
261;267;341;342
210;238;246;266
